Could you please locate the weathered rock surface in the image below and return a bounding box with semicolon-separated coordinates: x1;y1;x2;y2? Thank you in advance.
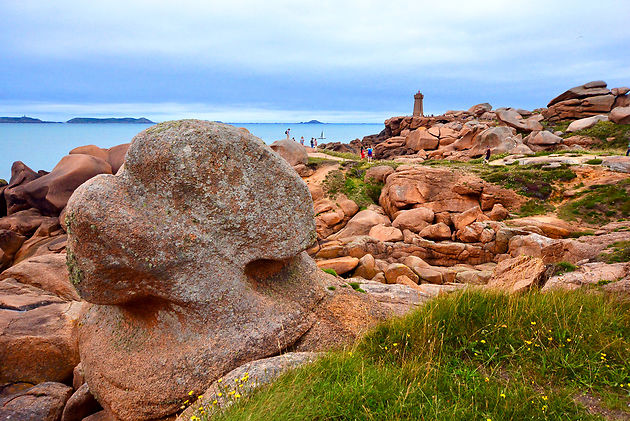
0;253;78;301
0;278;81;384
330;209;390;239
542;262;629;292
66;120;387;420
566;115;608;132
610;106;630;124
487;255;545;293
544;81;616;121
69;143;130;174
5;154;113;216
0;382;73;421
383;165;523;218
270;139;308;166
61;383;102;421
316;256;359;274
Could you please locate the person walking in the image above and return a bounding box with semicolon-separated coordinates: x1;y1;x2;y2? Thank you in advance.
285;128;291;139
484;148;491;164
367;146;373;163
626;138;630;156
360;147;365;160
300;136;305;145
314;138;318;149
310;138;314;148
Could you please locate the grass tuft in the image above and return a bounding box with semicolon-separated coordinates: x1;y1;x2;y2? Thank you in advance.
208;290;630;421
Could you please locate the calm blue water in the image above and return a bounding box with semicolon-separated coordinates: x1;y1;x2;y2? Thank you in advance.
0;122;382;180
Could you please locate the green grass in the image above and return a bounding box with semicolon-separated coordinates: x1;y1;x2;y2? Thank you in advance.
558;180;630;225
561;121;630;150
553;261;578;275
322;268;338;277
322;166;384;210
479;164;576;200
307;156;337;166
598;241;630;263
319;149;361;160
348;281;366;293
585;158;603;165
208;290;630;421
519;199;554;217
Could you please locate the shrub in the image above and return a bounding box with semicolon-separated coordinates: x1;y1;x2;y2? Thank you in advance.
554;261;578;275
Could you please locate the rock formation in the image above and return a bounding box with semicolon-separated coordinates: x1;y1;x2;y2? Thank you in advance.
65;120;387;420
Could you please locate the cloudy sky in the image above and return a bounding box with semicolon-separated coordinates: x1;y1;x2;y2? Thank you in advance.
1;0;629;122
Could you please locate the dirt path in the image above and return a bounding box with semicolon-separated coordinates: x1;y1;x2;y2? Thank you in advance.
304;161;341;185
307;152;350;162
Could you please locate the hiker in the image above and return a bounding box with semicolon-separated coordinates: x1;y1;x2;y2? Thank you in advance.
367;147;373;163
314;138;318;149
285;128;291;139
360;147;365;160
292;137;295;142
484;148;491;164
626;139;630;156
310;138;314;148
300;136;305;145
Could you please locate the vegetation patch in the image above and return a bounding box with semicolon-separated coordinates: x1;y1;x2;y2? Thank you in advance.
347;281;366;293
322;165;384;210
561;121;630;150
598;241;630;263
585;158;603;165
479;164;576;200
209;290;630;421
519;199;554;217
553;261;578;275
558;180;630;225
321;268;338;277
319;149;361;160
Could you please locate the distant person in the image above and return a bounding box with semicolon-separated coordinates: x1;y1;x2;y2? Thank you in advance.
314;138;318;149
484;148;491;164
292;137;295;142
300;136;305;145
360;147;365;160
310;138;314;148
367;147;373;163
626;139;630;156
285;128;291;139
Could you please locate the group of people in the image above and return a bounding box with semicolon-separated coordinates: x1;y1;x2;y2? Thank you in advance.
360;146;373;163
285;128;320;149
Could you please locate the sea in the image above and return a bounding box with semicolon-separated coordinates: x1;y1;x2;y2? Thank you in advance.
0;122;382;181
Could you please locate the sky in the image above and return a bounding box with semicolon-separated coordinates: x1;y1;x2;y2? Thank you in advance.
1;0;629;123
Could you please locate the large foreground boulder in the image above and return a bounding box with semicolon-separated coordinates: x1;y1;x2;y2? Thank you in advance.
66;120;386;420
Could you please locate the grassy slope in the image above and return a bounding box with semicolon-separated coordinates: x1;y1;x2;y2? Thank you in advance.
207;290;629;421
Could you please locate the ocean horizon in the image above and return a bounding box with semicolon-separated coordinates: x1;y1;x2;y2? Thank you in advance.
0;122;383;180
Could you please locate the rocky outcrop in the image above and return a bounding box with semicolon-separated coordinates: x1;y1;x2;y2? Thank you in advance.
0;278;81;384
542;262;629;292
5;155;113;216
379;165;522;218
566;115;608;132
543;81;619;121
270;139;308;166
0;382;73;421
610;106;630;125
69;143;130;174
65;120;388;420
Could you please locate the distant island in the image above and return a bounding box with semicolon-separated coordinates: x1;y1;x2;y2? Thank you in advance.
299;120;324;124
0;116;60;123
66;117;155;124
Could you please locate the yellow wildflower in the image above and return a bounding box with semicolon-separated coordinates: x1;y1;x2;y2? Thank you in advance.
235;393;241;398
530;321;536;325
480;340;486;344
484;377;489;382
542;395;548;401
212;400;218;405
500;393;506;398
217;392;222;397
393;343;398;347
188;390;194;396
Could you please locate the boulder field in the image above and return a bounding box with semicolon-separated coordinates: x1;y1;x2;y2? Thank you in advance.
0;81;628;420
